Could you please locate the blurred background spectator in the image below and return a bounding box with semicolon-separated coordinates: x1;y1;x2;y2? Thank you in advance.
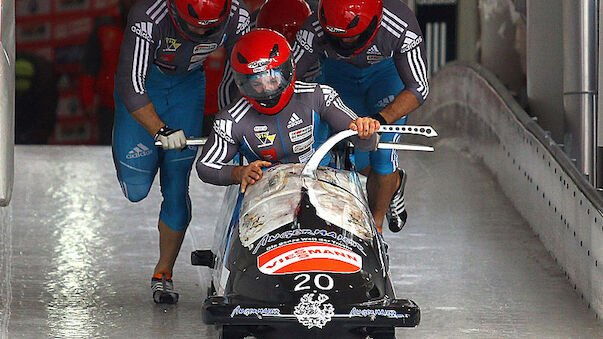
79;0;134;144
15;52;58;144
17;0;130;144
15;0;249;144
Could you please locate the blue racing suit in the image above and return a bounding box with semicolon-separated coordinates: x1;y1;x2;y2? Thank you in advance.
113;0;249;230
292;0;429;174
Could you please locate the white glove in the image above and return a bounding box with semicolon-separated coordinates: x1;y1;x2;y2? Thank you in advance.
154;126;187;150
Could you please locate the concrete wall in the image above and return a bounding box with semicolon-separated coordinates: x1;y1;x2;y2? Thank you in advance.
457;0;479;63
526;0;565;143
412;61;603;319
479;0;526;102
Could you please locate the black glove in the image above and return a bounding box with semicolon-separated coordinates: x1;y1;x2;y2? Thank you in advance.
371;113;388;125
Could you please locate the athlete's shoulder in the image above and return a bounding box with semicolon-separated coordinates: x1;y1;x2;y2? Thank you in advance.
228;0;251;35
295;15;323;51
380;0;416;39
293;81;319;93
317;84;340;107
128;0;169;24
294;82;338;107
224;97;254;124
383;0;415;18
212;99;251;143
211;116;237;144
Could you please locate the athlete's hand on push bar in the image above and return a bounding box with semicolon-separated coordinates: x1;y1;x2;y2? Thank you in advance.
349;117;380;139
154;126;187;150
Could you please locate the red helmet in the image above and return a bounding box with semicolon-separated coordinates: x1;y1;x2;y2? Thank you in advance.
231;29;296;115
168;0;231;43
318;0;382;56
256;0;312;43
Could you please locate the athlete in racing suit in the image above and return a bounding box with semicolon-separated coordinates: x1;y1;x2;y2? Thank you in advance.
196;29;380;192
291;0;429;233
113;0;249;303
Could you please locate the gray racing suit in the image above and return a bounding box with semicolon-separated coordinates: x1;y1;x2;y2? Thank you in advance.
114;0;250;113
196;81;378;186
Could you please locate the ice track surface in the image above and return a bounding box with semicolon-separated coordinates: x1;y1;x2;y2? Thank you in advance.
2;145;602;338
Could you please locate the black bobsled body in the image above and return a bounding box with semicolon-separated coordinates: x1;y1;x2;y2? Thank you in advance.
195;163;420;339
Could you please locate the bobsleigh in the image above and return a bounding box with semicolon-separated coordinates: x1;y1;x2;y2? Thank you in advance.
191;125;438;339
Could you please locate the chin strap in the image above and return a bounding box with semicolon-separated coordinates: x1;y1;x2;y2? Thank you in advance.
257;94;282;109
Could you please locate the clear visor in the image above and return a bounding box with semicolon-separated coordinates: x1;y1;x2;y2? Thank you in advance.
234;59;294;100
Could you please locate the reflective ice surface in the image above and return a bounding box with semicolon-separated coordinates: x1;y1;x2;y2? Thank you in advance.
1;145;602;338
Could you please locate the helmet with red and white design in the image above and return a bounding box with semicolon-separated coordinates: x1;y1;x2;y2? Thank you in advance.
168;0;231;43
318;0;382;57
256;0;312;43
231;29;296;115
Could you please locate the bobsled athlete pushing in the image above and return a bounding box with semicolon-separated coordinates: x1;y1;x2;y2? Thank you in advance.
185;28;437;338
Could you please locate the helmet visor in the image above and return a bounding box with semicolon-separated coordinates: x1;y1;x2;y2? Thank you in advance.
234;58;294;100
169;0;229;43
324;16;379;57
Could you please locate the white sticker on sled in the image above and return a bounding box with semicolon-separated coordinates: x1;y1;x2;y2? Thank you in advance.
294;293;334;329
230;305;281;318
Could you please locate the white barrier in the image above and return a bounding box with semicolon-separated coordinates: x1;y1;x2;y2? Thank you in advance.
0;0;15;206
414;61;603;319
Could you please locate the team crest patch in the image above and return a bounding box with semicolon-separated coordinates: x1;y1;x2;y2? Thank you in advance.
367;55;385;64
256;131;276;147
164;38;181;52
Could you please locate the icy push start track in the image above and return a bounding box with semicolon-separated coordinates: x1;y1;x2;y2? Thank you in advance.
0;145;600;338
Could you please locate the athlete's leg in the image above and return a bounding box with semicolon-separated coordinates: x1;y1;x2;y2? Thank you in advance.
321;60;371;170
112;92;159;203
365;59;407;232
154;153;195;275
153;70;205;279
322;58;391;230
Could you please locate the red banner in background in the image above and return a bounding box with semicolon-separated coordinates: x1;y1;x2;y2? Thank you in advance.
15;0;264;144
17;0;121;144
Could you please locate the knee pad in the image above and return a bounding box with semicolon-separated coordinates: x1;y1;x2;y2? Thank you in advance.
120;180;152;202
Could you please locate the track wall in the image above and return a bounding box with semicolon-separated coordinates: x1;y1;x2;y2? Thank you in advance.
413;62;603;319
